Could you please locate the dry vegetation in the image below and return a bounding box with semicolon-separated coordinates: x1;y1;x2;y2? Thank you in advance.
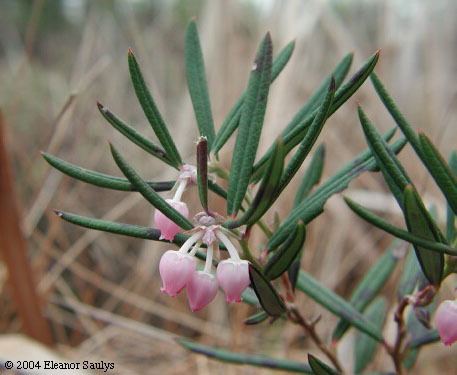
0;0;456;373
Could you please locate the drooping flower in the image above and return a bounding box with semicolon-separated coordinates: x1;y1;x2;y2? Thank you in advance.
158;232;202;296
434;300;457;346
154;199;189;241
216;230;250;303
187;270;219;311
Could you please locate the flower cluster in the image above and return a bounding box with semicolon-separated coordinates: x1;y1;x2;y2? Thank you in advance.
154;166;250;311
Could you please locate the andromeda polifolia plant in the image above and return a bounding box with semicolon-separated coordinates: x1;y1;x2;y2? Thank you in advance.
44;20;457;374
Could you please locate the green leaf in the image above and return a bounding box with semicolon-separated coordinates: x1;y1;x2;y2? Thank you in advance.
253;51;378;178
212;40;295;154
403;185;444;285
128;49;182;167
244;310;269;325
224;139;285;228
307;354;338;375
332;242;400;341
407;330;440;349
288;257;302;291
278;78;335;195
281;53;353;137
296;271;383;341
54;210;189;245
178;339;312;373
418;133;457;215
397;249;426;299
344;197;457;256
447;151;457;241
42;152;175;192
294;144;326;205
267;131;404;251
264;221;306;280
110;144;193;230
185;21;216;148
227;33;273;215
354;298;387;374
196;136;209;212
248;264;286;317
358;106;410;206
97;102;175;168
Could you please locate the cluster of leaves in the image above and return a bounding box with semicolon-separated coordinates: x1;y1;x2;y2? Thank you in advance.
44;20;457;374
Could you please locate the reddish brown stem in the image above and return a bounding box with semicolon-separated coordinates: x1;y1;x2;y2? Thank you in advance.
0;111;53;345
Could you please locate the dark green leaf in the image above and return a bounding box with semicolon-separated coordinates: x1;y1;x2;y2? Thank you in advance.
178;339;312;373
418;133;457;215
354;298;387;374
227;33;273;215
447;151;457;241
253;51;378;178
128;49;182;167
278;78;335;195
288;257;302;291
110;144;193;230
403;185;444;285
42;152;175;192
196;136;209;212
358;106;410;206
267;132;404;251
308;354;338;375
332;242;400;341
185;21;216;148
294;144;326;205
344;197;457;256
54;210;189;245
296;272;383;341
97;102;175;167
248;264;286;317
212;40;295;154
224;139;285;228
265;221;306;280
281;53;353;137
244;310;269;325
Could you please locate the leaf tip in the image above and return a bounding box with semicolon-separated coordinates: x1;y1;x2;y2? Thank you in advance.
53;209;64;218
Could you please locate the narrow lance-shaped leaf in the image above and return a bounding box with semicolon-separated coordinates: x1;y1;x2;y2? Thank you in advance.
397;248;426;299
332;242;400;341
244;311;269;325
128;49;182;167
294;144;326;205
253;51;378;179
97;102;175;168
278;78;335;195
224;139;285;229
282;52;353;138
358;106;410;207
212;40;295;155
42;152;174;192
344;197;457;256
248;264;286;317
267;132;405;251
227;33;273;215
403;185;444;285
418;133;457;215
178;339;312;374
307;354;338;375
110;144;193;230
354;298;387;374
446;151;457;241
196;136;208;212
264;221;306;280
185;21;216;148
296;271;384;341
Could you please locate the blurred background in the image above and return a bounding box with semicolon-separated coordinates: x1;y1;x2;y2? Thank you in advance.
0;0;456;373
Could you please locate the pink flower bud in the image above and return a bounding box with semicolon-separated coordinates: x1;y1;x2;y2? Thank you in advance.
154;199;189;241
159;250;196;297
216;259;250;303
186;271;218;311
434;300;457;346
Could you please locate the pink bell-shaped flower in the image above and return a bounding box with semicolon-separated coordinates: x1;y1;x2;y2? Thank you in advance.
154;199;189;241
434;300;457;346
216;259;250;303
186;271;218;311
159;250;196;297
